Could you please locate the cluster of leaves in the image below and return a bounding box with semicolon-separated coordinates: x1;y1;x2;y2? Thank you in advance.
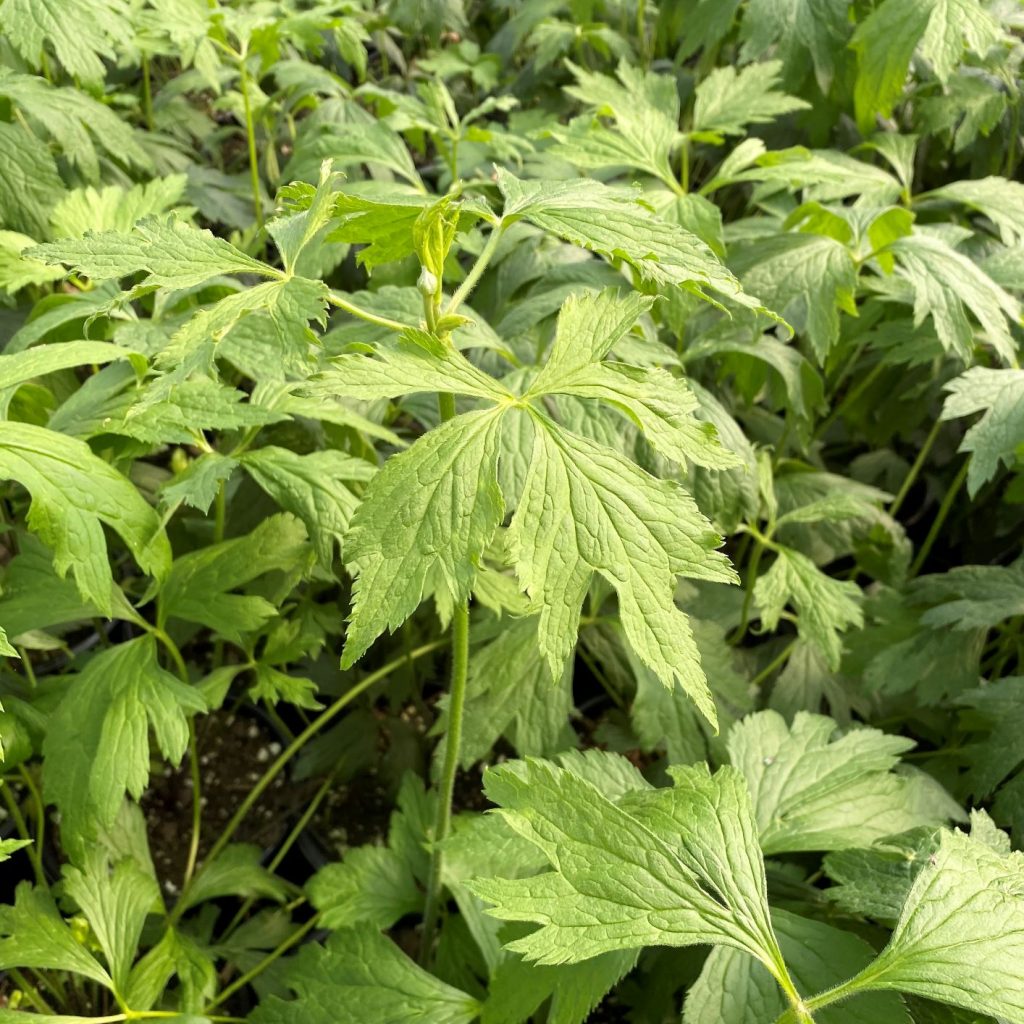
0;0;1023;1023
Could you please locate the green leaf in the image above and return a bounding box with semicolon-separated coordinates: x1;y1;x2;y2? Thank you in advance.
178;844;288;914
941;367;1024;494
239;447;375;568
510;412;735;727
269;162;346;273
28;216;277;289
341;408;505;668
495;168;767;313
0;122;64;238
483;941;638;1024
63;852;160;996
2;0;131;85
159;514;312;643
930;177;1024;245
631;617;753;764
525;290;740;469
308;777;431;929
955;677;1024;798
309;328;512;403
888;233;1021;363
250;928;482;1024
753;545;863;669
161;452;238;515
0;72;150;182
730;233;857;362
49;176;188;238
550;61;680;184
841;828;1024;1022
692;60;809;138
470;760;785;972
740;0;851;91
0;883;112;988
114;377;285;445
285;121;424;190
685;909;911;1024
823;828;941;920
851;0;1002;131
0;341;137;392
0;423;170;615
42;636;205;849
727;710;962;854
446;615;575;768
0;838;30;858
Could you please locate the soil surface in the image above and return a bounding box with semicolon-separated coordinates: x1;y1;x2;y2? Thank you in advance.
142;712;307;894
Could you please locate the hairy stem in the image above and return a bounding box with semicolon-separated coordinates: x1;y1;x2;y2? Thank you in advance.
327;290;409;332
445;219;505;315
181;721;203;891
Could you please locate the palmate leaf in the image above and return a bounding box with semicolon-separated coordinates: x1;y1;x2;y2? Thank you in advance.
550;61;680;184
331;289;736;719
341;407;507;668
753;545;863;670
469;759;788;980
692;60;810;138
851;0;1004;131
2;0;132;86
930;177;1024;245
0;423;170;615
510;413;734;727
0;122;64;238
727;711;962;854
495;169;769;313
41;636;205;853
729;233;857;362
28;216;276;289
685;910;910;1024
250;928;481;1024
941;367;1024;494
839;828;1024;1023
887;233;1022;364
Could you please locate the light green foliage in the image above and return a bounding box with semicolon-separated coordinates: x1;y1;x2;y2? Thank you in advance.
727;711;960;853
685;910;910;1023
250;928;482;1024
845;829;1024;1021
470;759;786;976
41;636;205;847
941;367;1024;493
692;61;809;138
753;547;863;669
0;423;170;614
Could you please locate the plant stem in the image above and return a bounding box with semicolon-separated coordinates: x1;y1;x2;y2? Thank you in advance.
420;600;469;964
889;418;942;518
445;220;504;315
909;459;969;577
181;721;203;891
141;55;154;131
18;765;46;880
814;361;885;440
206;914;320;1011
214;480;227;544
420;387;471;963
238;54;264;232
731;538;766;645
219;773;335;941
750;639;797;689
168;641;444;925
1;780;45;885
680;135;690;194
326;290;409;332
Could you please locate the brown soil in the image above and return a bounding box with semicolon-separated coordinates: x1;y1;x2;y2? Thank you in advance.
142;712;311;895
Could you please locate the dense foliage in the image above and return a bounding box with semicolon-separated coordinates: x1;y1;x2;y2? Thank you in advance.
0;1;1023;1022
